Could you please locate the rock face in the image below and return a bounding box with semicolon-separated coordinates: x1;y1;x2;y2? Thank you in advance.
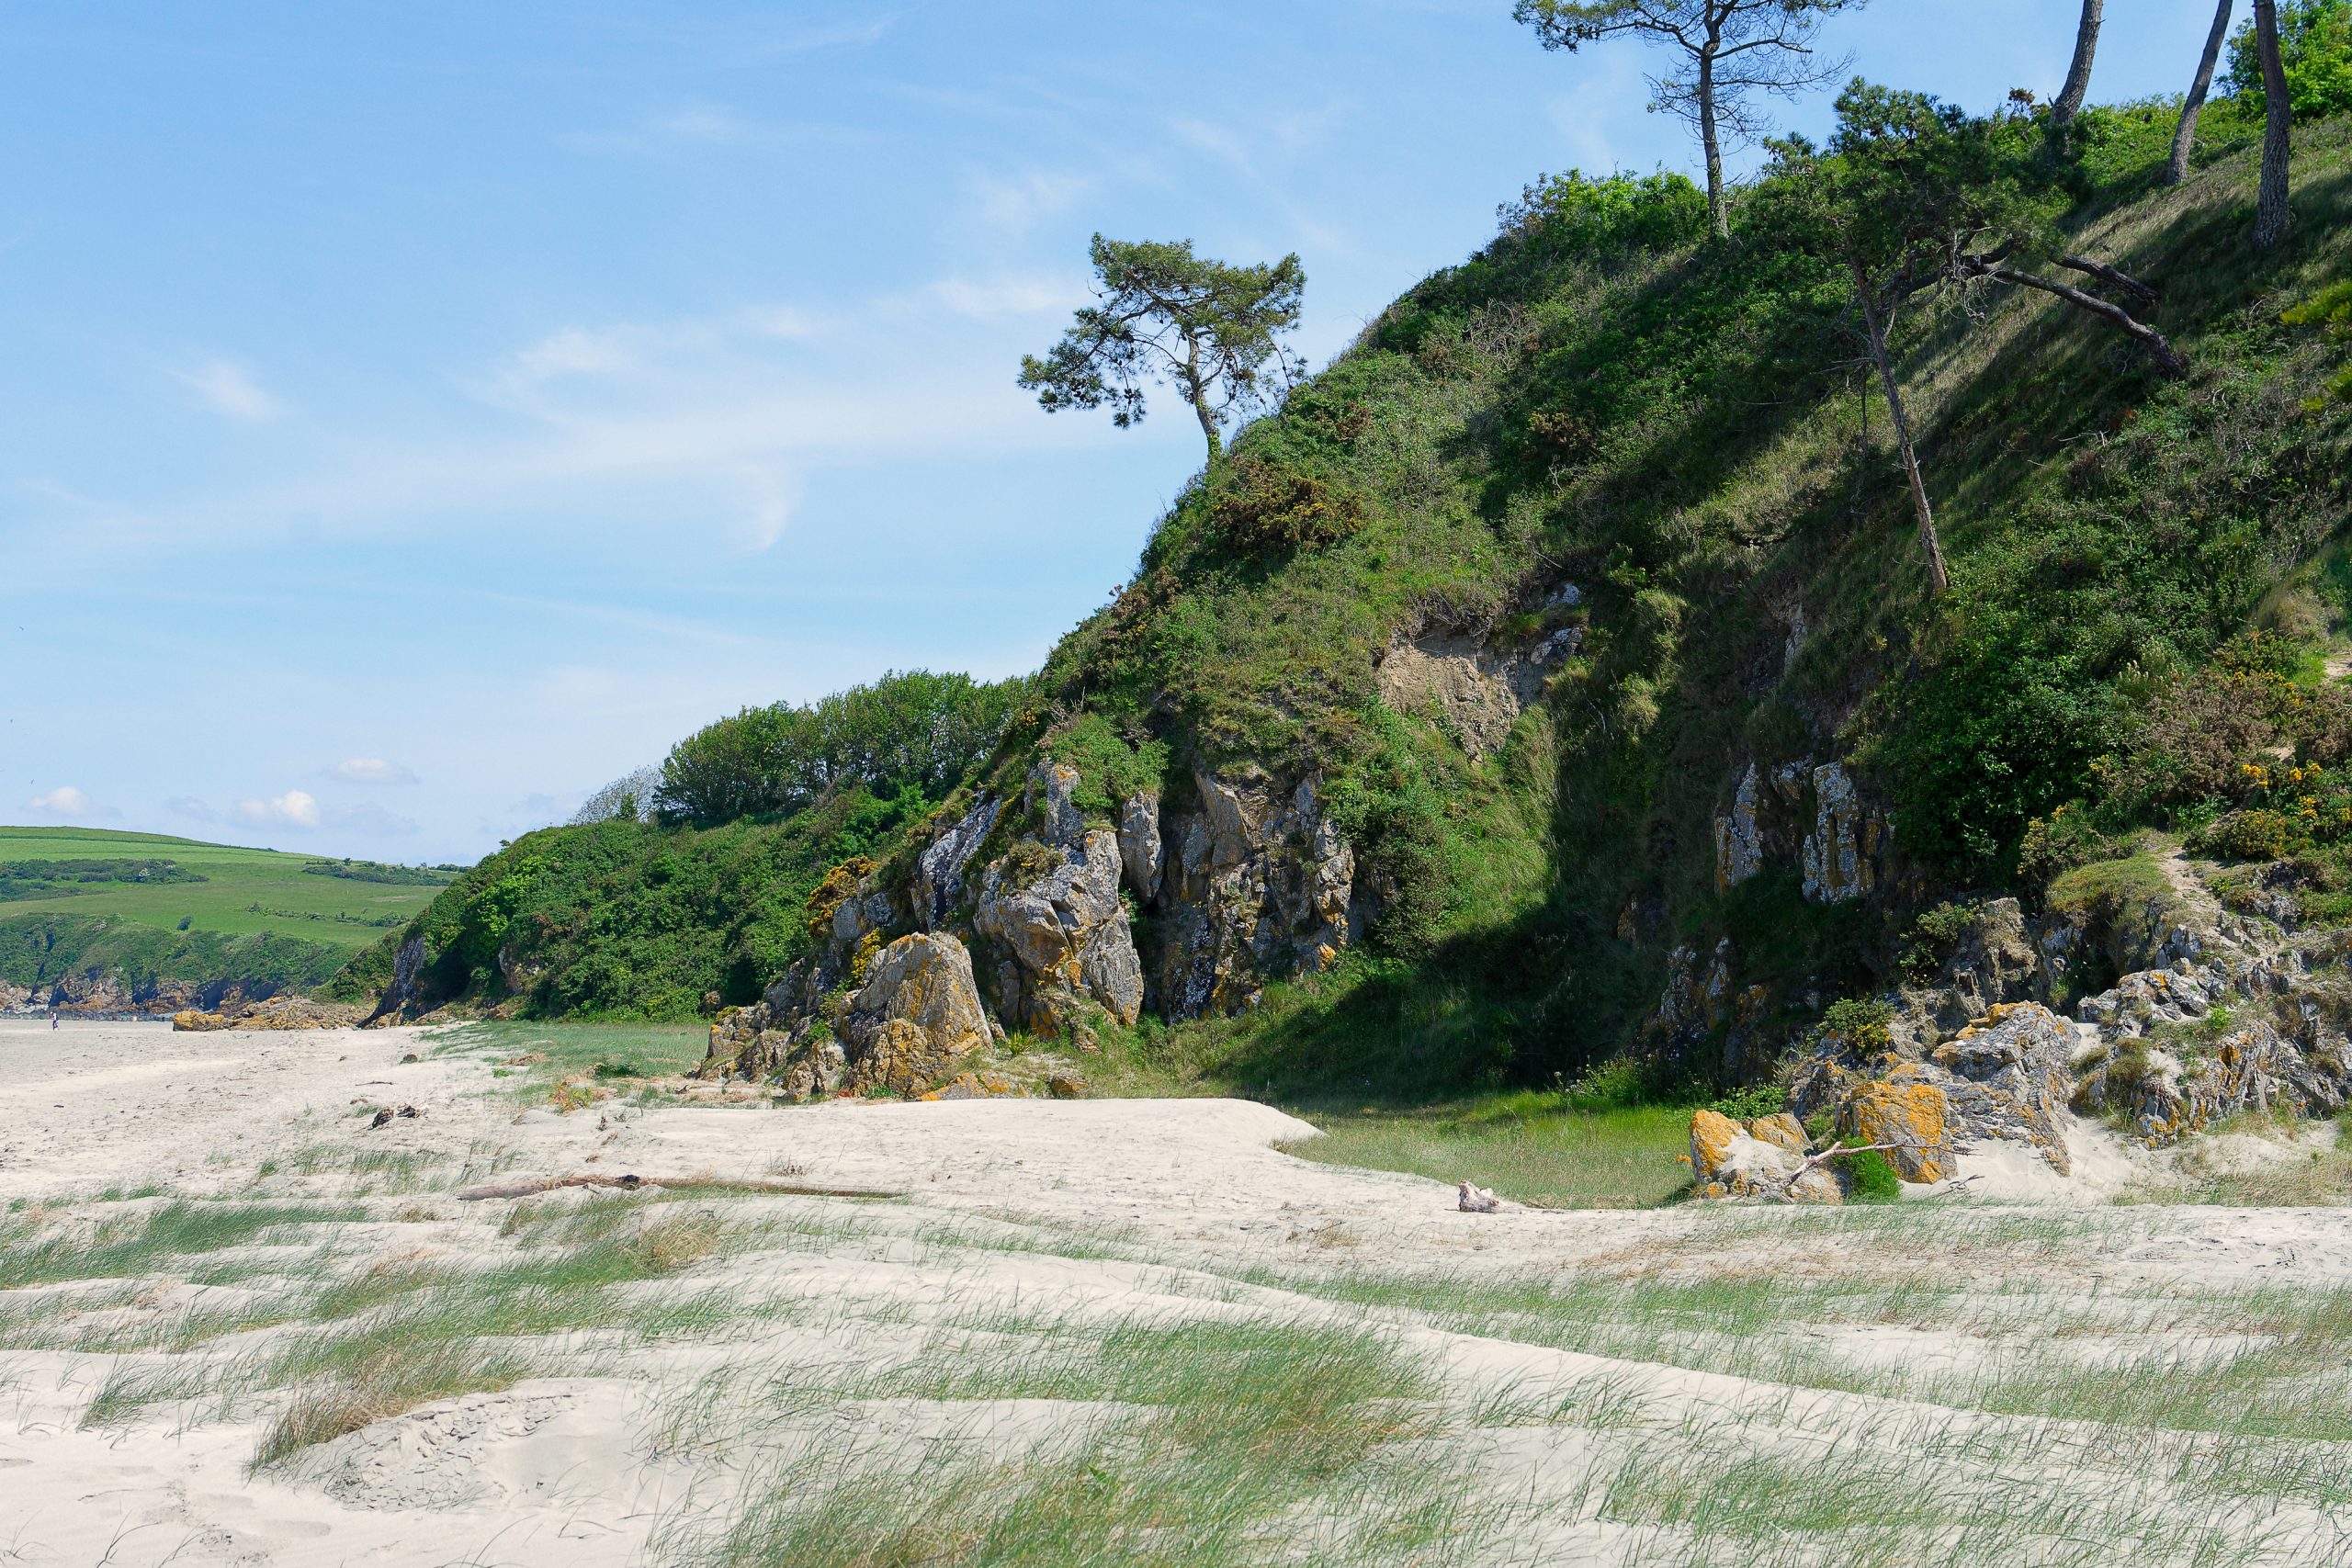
1374;633;1541;759
1801;762;1883;903
1793;1000;2071;1177
708;750;1361;1088
1837;1075;1955;1182
1153;768;1353;1021
915;796;1000;931
701;931;991;1099
973;765;1145;1031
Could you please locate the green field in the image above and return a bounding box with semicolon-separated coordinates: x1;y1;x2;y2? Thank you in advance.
0;826;453;953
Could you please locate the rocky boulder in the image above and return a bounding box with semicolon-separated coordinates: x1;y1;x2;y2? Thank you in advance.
700;931;993;1100
1688;1109;1840;1202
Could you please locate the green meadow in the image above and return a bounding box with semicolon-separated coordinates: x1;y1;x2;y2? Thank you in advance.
0;825;453;953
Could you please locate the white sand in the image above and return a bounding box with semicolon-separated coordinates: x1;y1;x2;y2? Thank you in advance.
6;1019;2351;1565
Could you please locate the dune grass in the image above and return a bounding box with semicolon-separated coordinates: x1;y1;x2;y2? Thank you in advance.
1282;1090;1694;1208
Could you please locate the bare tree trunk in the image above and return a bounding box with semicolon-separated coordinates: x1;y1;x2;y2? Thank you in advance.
2168;0;2234;185
1981;264;2188;376
1698;48;1726;238
1183;337;1223;463
1854;265;1950;595
2253;0;2293;246
2050;0;2105;133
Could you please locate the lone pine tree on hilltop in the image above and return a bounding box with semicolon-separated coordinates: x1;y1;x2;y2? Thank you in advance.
1019;234;1305;465
1514;0;1865;238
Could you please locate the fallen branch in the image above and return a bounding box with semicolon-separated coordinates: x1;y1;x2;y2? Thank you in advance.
455;1173;905;1201
2057;254;2157;307
1958;255;2187;377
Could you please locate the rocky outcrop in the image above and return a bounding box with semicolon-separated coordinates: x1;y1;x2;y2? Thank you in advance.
1118;792;1163;903
915;796;1000;931
1374;633;1542;759
700;931;992;1099
1687;1109;1840;1202
1794;1000;2073;1176
1801;762;1884;903
364;934;431;1026
172;995;363;1032
1712;761;1810;894
2068;929;2352;1145
1152;768;1354;1020
974;765;1144;1031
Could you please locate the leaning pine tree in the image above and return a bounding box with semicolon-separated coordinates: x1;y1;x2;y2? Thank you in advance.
1018;235;1305;466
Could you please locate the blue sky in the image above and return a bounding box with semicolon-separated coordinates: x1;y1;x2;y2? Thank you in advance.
2;0;2228;863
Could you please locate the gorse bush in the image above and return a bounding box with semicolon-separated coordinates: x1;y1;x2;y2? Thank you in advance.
657;670;1026;825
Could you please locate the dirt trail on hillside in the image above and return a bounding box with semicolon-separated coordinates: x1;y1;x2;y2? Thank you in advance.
5;1021;2351;1566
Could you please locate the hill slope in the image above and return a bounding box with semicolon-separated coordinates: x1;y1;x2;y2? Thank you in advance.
0;826;454;1014
343;107;2352;1102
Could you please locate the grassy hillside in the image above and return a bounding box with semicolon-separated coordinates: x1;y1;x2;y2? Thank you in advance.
340;102;2352;1104
0;827;451;949
0;826;455;1006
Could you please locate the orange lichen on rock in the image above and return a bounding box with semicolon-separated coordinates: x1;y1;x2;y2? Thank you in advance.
1838;1077;1952;1183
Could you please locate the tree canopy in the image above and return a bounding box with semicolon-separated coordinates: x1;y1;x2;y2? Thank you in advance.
1019;235;1305;462
655;670;1027;826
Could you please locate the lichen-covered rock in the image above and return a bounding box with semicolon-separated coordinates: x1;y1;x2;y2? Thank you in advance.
920;1071;1023;1101
1928;1002;2076;1173
1747;1112;1808;1154
1713;764;1765;892
1802;762;1883;903
915;795;1000;931
700;931;991;1099
974;766;1143;1029
1047;1074;1088;1100
1153;769;1354;1021
171;995;361;1032
1837;1075;1952;1183
840;932;993;1095
1688;1108;1838;1202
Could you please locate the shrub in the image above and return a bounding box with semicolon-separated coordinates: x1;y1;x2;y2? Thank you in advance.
1899;902;1976;982
1208;455;1363;556
2017;805;2112;886
1708;1083;1788;1122
1838;1145;1904;1201
1813;998;1893;1055
2190;808;2300;862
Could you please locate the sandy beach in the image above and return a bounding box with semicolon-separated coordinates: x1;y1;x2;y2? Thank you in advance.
6;1019;2352;1566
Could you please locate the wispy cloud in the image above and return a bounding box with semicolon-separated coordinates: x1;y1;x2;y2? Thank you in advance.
27;784;116;820
165;796;216;823
965;168;1091;234
174;358;283;423
324;757;418;786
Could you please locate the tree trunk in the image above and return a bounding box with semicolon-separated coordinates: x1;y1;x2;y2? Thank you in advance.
1698;47;1726;239
1183;336;1222;465
2253;0;2292;246
2050;0;2104;132
1981;264;2188;377
2167;0;2234;185
1855;264;1949;595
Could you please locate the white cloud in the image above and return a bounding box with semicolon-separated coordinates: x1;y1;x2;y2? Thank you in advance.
165;795;217;822
324;757;418;786
235;789;322;829
924;273;1086;320
174;358;283;423
27;784;115;820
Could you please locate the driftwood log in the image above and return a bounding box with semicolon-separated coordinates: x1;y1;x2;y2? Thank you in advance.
455;1173;905;1201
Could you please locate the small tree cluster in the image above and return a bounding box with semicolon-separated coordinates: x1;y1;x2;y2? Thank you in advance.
656;670;1027;826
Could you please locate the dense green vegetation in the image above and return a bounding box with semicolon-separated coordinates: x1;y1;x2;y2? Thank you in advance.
342;97;2352;1109
654;669;1026;826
